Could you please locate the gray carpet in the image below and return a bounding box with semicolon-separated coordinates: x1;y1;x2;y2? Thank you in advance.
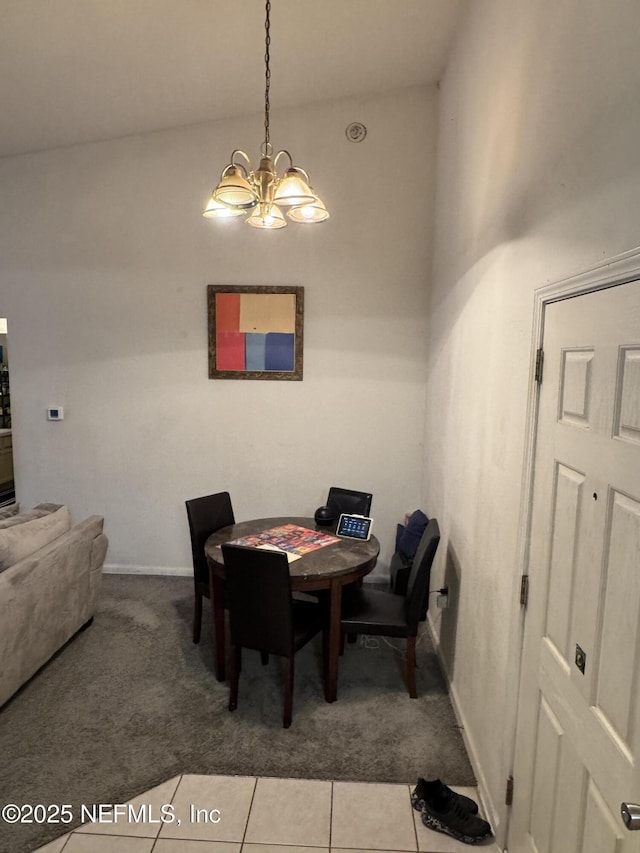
0;574;474;853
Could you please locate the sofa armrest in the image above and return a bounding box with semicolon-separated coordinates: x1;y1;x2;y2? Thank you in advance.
0;516;108;708
87;531;108;614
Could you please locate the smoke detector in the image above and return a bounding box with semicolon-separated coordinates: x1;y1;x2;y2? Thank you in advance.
345;122;367;143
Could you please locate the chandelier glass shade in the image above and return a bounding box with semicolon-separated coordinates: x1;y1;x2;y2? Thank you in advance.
202;0;329;229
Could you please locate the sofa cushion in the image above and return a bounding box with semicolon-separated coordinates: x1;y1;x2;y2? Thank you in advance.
0;506;71;571
0;503;19;520
33;502;66;513
0;503;63;531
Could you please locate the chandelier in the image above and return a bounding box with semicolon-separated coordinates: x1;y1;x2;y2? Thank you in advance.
203;0;329;229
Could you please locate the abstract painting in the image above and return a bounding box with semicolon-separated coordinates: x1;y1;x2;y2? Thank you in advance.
207;285;304;380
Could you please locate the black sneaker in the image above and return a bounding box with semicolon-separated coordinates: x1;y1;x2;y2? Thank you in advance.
411;778;479;815
420;797;493;845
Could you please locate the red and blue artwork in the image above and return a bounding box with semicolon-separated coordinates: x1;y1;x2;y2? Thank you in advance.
216;292;295;372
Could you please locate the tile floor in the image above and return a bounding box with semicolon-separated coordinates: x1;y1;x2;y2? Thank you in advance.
34;775;501;853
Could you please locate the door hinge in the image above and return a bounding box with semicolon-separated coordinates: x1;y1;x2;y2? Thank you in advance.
520;574;529;608
506;775;514;806
534;348;544;383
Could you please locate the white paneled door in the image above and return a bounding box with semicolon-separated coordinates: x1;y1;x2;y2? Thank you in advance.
509;282;640;853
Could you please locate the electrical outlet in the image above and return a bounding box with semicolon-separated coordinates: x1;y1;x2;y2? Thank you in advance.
437;589;449;609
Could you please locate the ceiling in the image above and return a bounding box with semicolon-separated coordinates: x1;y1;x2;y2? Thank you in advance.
0;0;466;159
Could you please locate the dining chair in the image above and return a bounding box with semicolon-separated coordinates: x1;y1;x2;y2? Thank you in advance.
222;543;326;728
185;492;235;644
327;486;373;518
326;487;373;642
339;518;440;698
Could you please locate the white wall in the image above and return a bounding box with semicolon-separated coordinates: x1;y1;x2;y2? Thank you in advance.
0;87;436;575
425;0;640;840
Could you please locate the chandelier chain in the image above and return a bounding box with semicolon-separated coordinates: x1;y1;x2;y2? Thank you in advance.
264;0;271;149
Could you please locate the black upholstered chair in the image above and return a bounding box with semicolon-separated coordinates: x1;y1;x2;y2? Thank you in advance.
185;492;235;644
325;487;373;644
222;544;326;728
339;518;440;698
327;486;373;518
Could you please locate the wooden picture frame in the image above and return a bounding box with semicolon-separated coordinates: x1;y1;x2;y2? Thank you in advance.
207;285;304;380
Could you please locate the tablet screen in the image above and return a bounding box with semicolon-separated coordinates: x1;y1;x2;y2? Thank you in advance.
336;513;373;541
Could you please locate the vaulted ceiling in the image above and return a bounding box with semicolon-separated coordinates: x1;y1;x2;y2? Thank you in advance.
0;0;466;158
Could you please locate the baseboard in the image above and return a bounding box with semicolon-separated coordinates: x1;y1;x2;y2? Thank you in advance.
425;614;505;850
103;564;191;577
363;578;389;591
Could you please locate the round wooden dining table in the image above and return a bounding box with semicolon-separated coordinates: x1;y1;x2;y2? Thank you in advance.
204;516;380;703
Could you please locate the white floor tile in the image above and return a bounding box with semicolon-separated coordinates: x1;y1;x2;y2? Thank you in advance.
154;841;241;852
331;782;417;852
244;846;328;853
244;777;332;847
32;833;72;853
332;849;419;853
33;774;500;853
75;776;181;837
61;834;155;852
159;774;256;842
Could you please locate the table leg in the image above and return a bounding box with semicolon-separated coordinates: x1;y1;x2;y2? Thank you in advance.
325;579;343;703
209;564;226;682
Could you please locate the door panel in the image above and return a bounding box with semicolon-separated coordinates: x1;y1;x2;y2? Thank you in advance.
559;348;594;428
545;462;584;665
530;695;587;853
595;490;640;746
582;780;625;853
615;346;640;443
509;282;640;853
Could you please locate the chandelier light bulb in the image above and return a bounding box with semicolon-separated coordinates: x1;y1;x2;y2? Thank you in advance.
212;164;258;208
272;168;316;207
203;195;245;219
247;202;287;229
287;199;330;223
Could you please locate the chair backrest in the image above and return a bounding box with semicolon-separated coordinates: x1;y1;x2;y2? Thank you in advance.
185;492;235;588
327;486;373;518
222;544;293;658
404;518;441;631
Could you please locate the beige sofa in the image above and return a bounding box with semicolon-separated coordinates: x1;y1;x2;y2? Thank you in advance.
0;503;108;707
